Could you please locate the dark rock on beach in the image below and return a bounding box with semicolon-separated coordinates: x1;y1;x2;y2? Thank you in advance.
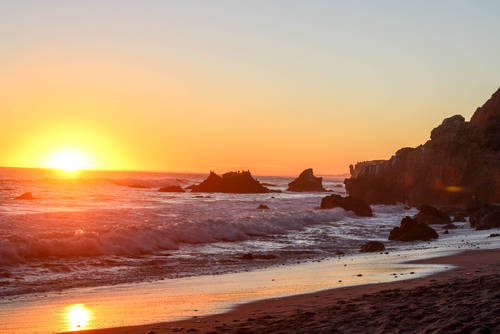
475;211;500;230
466;199;500;228
257;204;269;209
158;185;185;192
412;205;451;225
189;171;277;193
389;216;439;241
345;87;500;206
14;192;35;200
360;241;385;253
287;168;326;192
320;194;373;217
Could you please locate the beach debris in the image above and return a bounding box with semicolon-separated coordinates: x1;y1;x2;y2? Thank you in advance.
413;205;452;225
257;204;269;209
158;185;185;192
357;274;363;277
287;168;327;192
320;194;373;217
14;192;35;200
388;216;439;241
360;241;385;253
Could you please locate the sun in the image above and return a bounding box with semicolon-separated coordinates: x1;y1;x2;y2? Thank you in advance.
46;150;93;171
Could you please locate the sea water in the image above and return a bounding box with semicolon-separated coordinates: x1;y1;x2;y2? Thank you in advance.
0;167;498;332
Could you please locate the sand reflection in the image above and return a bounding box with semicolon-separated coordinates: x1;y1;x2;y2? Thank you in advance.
65;304;92;331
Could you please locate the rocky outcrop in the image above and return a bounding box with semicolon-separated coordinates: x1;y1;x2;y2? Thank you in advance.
349;160;386;178
345;111;500;205
287;168;326;192
412;205;452;225
475;211;500;230
466;200;500;228
360;241;385;253
188;171;276;193
388;217;439;241
257;204;269;209
14;192;35;200
320;194;373;217
158;185;185;192
470;87;500;126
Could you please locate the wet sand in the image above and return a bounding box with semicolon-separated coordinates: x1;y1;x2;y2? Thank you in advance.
75;248;500;334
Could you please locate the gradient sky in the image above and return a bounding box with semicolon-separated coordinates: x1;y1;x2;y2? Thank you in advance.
1;1;500;176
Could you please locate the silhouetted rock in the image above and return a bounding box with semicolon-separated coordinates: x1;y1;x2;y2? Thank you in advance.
489;233;500;237
14;192;35;200
360;241;385;253
257;204;269;209
320;194;373;217
476;211;500;230
158;185;185;192
466;200;500;228
287;168;326;192
349;160;385;178
412;205;451;225
345;111;500;205
242;253;254;260
388;217;439;241
189;171;277;193
470;86;500;126
443;223;457;229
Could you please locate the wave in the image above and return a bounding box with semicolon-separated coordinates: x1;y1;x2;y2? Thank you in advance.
0;209;347;265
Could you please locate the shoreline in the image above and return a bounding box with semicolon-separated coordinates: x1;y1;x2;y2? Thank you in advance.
73;247;500;334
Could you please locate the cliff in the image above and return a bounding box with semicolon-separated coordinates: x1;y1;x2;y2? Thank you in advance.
344;90;500;206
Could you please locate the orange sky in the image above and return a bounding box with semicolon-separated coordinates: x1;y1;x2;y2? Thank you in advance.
1;1;500;176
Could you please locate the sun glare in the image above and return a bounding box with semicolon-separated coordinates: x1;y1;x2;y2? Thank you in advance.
46;150;92;171
65;304;92;331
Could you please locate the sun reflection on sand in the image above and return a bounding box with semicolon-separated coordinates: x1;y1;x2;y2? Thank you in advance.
65;304;92;331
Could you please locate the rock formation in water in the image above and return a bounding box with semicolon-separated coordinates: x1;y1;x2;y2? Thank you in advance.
360;241;385;253
14;192;35;200
345;87;500;206
158;185;185;192
320;194;373;217
388;216;439;241
287;168;326;192
188;171;277;193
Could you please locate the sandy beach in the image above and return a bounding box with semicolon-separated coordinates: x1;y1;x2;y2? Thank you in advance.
74;247;500;334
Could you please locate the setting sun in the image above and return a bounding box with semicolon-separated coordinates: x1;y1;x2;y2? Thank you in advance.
46;150;93;171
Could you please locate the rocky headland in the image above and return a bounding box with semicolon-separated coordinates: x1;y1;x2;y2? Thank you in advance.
345;86;500;206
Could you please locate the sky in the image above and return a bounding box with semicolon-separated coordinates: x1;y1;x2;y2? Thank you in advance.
1;1;500;176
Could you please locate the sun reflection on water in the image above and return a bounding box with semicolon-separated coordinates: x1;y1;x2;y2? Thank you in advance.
65;304;92;331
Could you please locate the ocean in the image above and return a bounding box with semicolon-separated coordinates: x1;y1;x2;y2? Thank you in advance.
0;167;495;333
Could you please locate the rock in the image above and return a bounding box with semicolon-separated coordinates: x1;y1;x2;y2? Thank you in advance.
14;192;35;200
443;223;457;229
345;91;500;206
257;204;269;209
388;217;439;241
443;230;449;234
349;160;386;178
466;200;500;228
412;205;452;225
360;241;385;253
320;194;373;217
489;233;500;237
470;86;500;127
287;168;326;192
189;171;277;193
158;185;185;192
476;211;500;230
334;184;344;188
242;253;254;260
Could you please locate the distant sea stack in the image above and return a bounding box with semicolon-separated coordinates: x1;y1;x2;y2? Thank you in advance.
188;170;278;193
287;168;326;192
345;86;500;206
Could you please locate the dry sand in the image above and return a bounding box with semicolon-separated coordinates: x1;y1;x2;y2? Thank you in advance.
75;248;500;334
